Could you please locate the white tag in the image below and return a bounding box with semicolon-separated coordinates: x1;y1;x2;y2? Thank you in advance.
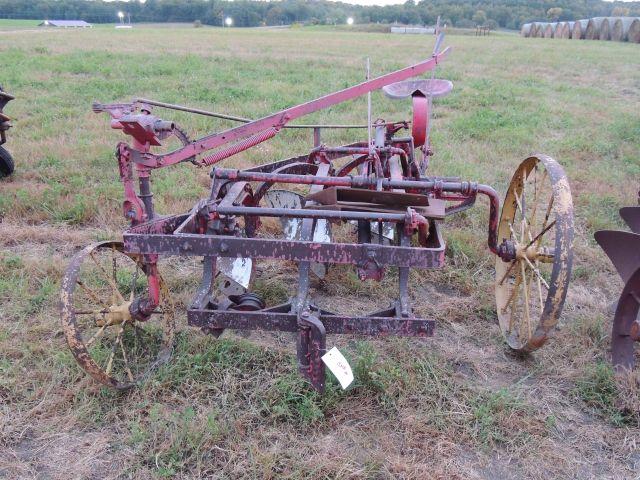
321;347;354;390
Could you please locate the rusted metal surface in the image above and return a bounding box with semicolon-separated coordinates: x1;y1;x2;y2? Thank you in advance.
305;187;430;207
620;206;640;234
595;198;640;371
188;308;434;337
595;231;640;283
123;225;446;269
62;37;576;393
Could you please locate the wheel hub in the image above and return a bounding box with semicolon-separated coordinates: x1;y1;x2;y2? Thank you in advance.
96;300;133;326
515;244;554;263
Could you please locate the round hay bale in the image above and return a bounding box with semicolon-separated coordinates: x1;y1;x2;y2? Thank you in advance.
561;21;574;39
530;23;539;37
536;22;549;38
628;18;640;43
528;23;538;37
572;19;589;39
527;22;536;38
585;17;606;40
611;17;640;41
599;17;617;40
554;22;564;38
521;22;533;37
544;23;555;38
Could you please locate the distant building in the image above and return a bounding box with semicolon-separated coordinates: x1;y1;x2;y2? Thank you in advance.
38;20;92;28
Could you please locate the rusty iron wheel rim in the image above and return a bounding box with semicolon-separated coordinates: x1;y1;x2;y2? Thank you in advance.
60;241;175;390
495;155;574;352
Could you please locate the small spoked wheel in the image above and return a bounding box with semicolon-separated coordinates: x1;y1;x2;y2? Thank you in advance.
495;155;574;352
61;241;175;389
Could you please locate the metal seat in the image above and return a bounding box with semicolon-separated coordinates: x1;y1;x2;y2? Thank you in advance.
382;79;453;99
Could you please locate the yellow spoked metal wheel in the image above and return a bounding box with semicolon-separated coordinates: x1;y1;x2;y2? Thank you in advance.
61;241;175;389
495;155;574;352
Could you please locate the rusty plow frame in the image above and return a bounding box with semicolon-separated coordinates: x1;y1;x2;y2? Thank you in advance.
61;36;575;392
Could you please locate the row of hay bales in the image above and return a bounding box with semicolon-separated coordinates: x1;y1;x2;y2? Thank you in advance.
521;17;640;42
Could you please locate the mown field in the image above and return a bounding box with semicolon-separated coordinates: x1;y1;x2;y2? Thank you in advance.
1;22;639;479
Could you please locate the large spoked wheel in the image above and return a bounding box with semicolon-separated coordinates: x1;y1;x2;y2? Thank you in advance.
495;155;574;352
61;241;175;389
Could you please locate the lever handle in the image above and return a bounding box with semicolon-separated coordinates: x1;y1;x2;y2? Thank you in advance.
433;32;445;57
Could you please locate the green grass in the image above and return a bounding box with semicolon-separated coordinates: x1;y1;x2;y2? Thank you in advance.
575;362;629;426
0;19;40;28
0;25;639;478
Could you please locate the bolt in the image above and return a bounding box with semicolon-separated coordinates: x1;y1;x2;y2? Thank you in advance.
219;242;229;253
182;242;191;252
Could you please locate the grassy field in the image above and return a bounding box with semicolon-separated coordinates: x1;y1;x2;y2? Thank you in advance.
1;23;639;479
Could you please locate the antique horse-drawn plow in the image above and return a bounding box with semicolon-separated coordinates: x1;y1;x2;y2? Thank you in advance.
61;37;574;392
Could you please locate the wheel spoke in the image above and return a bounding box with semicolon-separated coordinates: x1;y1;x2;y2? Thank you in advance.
85;322;109;347
509;222;521;244
535;194;555;248
514;189;528;229
73;309;109;315
498;260;517;286
521;169;527;218
528;168;547;230
118;330;135;382
534;264;544;312
76;280;110;308
105;320;126;376
521;255;550;290
505;264;523;330
89;251;125;303
520;261;531;341
105;333;120;376
525;219;556;251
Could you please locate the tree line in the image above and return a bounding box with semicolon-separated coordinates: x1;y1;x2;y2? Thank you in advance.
1;0;639;30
